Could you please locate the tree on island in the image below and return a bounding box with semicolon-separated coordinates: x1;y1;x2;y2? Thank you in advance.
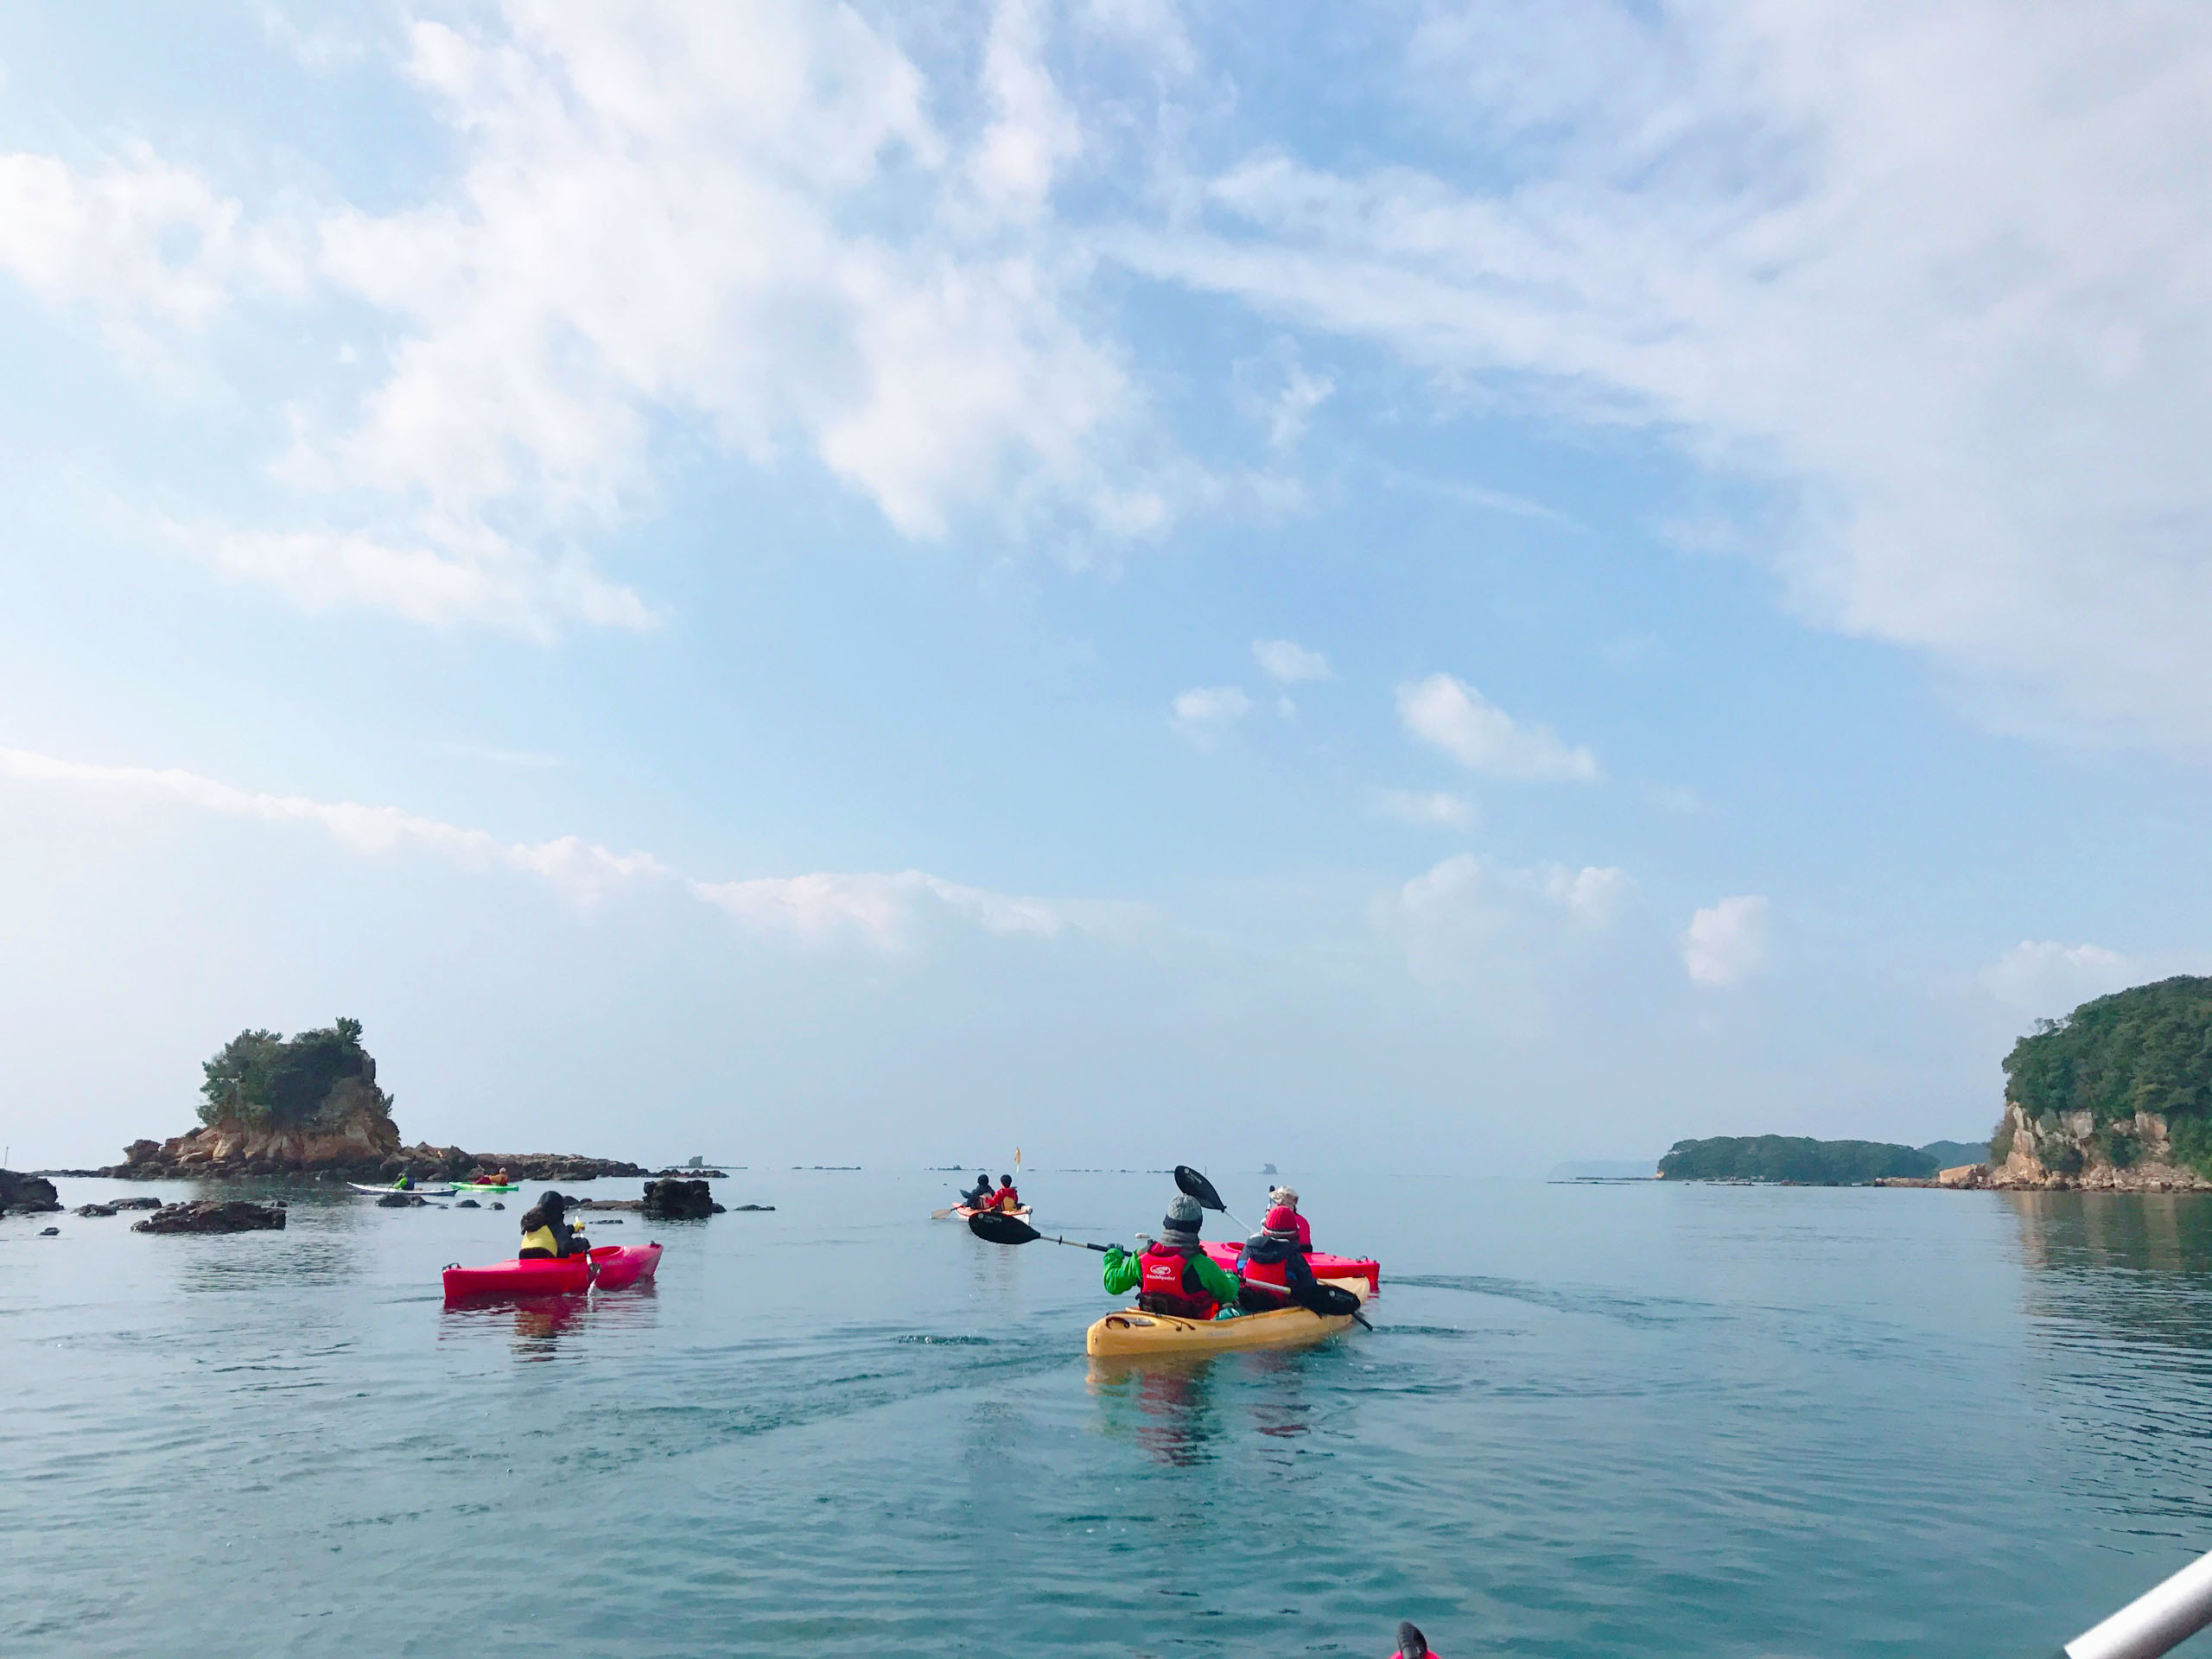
1995;976;2212;1176
1656;1135;1937;1185
199;1016;391;1130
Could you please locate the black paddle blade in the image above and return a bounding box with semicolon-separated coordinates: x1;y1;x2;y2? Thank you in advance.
967;1211;1041;1245
1173;1165;1227;1212
1299;1281;1363;1319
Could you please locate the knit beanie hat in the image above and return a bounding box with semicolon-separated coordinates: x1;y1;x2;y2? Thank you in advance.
1161;1192;1204;1239
1395;1622;1429;1658
1262;1205;1300;1236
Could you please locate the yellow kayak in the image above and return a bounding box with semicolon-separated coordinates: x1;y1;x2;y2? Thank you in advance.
1084;1280;1367;1357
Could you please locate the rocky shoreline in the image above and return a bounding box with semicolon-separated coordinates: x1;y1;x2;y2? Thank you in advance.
102;1126;649;1184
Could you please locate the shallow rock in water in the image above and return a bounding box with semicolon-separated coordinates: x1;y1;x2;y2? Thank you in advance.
377;1192;426;1208
640;1178;716;1220
39;1226;59;1236
490;1201;505;1211
133;1200;287;1235
73;1204;118;1217
455;1198;480;1209
728;1204;775;1211
111;1197;162;1211
0;1169;62;1215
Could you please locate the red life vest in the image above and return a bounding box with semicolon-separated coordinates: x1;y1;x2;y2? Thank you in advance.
1138;1243;1217;1319
1241;1250;1291;1298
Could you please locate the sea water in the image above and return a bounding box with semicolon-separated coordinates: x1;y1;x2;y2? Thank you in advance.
6;1168;2212;1657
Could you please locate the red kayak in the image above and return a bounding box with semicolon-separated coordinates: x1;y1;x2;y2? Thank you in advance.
1205;1241;1380;1294
442;1243;662;1299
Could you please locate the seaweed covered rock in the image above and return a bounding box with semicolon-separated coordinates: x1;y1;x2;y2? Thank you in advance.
641;1179;716;1220
133;1200;288;1234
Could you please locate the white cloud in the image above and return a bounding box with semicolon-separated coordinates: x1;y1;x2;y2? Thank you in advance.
1375;788;1478;830
0;745;1077;951
1106;2;2212;749
1;1;1167;632
1252;638;1333;683
1171;684;1252;747
1981;940;2137;1014
1381;852;1631;983
1396;673;1599;781
1683;895;1770;988
0;149;293;337
198;524;655;638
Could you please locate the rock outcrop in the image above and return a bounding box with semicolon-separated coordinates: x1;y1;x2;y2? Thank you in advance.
641;1179;721;1220
0;1171;62;1215
133;1200;289;1234
1983;1101;2212;1191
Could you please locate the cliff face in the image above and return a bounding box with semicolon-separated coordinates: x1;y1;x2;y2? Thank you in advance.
121;1074;402;1177
1984;1100;2212;1191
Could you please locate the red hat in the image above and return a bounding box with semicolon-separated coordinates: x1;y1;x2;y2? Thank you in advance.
1263;1205;1300;1234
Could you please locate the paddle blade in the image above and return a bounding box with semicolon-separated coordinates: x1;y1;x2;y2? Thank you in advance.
967;1211;1042;1245
1173;1165;1228;1212
1299;1281;1363;1319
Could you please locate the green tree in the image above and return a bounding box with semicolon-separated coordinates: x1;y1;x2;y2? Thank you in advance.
197;1018;378;1130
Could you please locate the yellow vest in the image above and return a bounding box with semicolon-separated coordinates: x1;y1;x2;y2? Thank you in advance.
519;1225;559;1255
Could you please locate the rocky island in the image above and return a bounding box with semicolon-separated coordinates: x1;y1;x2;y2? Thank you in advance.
1966;976;2212;1191
103;1018;650;1184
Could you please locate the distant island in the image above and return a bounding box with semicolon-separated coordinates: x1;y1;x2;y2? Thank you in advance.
108;1016;648;1183
1656;1136;1980;1185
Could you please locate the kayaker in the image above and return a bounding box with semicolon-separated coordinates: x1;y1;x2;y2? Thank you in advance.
393;1169;414;1192
517;1192;591;1260
991;1173;1022;1213
1267;1184;1313;1251
1391;1620;1438;1657
1102;1193;1243;1319
961;1173;992;1210
1234;1205;1319;1310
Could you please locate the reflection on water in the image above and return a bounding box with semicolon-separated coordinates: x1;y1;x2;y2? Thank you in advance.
438;1283;660;1359
2004;1192;2212;1529
1088;1353;1223;1465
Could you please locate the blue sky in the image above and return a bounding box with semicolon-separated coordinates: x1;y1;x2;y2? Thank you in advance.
6;0;2212;1173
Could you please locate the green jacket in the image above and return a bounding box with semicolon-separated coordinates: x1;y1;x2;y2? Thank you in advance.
1102;1243;1243;1307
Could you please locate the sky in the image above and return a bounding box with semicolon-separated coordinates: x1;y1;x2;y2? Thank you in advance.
6;0;2212;1174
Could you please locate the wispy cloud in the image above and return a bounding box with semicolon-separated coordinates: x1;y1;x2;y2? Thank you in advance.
1397;673;1599;782
1171;684;1253;748
0;746;1084;953
1252;639;1333;683
1374;788;1478;830
1980;940;2136;1014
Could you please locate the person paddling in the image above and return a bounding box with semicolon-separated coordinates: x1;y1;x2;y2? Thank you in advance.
517;1191;591;1260
990;1173;1022;1214
960;1172;993;1211
1234;1205;1320;1310
1102;1193;1243;1319
1391;1620;1439;1657
1267;1184;1313;1251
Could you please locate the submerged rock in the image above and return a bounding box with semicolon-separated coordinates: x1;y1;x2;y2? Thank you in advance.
73;1203;118;1217
39;1226;59;1236
455;1198;480;1209
376;1192;426;1208
132;1201;287;1235
640;1178;716;1220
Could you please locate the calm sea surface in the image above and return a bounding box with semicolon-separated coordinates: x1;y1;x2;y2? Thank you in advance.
8;1168;2212;1657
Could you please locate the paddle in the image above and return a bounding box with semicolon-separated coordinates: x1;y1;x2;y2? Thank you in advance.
967;1211;1112;1253
1173;1165;1254;1235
